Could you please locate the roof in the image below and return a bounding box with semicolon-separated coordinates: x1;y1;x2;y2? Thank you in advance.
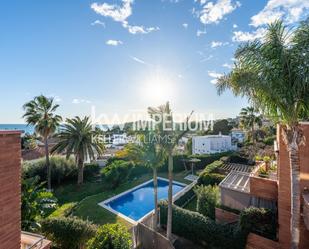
219;171;251;193
220;163;255;173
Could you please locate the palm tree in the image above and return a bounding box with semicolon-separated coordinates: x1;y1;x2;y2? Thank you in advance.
51;116;104;185
121;132;166;231
148;102;193;240
239;106;262;144
23;95;62;190
216;20;309;249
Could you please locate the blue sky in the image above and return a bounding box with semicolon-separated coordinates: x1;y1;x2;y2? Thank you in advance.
1;0;309;123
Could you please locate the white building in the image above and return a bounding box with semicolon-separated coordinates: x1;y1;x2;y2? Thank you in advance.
192;134;232;155
230;129;246;143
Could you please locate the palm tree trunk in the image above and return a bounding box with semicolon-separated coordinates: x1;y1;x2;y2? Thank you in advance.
167;153;173;241
44;136;51;190
251;124;255;145
153;167;158;231
288;140;301;249
77;156;84;185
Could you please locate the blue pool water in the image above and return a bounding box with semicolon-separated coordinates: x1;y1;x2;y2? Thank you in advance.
105;178;185;221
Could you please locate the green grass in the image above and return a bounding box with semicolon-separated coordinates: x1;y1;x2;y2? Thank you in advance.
53;171;191;228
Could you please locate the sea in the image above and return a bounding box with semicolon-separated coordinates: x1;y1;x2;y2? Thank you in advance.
0;124;34;134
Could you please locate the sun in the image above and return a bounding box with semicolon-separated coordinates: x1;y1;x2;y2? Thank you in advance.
140;71;176;105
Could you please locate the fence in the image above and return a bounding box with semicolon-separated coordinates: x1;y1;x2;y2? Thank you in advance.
133;223;175;249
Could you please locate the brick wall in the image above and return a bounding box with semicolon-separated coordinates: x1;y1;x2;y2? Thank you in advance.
215;207;239;224
249;176;278;200
277;123;309;249
0;131;21;249
246;233;279;249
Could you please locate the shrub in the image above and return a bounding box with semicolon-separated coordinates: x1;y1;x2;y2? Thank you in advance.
49;203;77;218
263;136;276;146
87;223;132;249
23;156;77;184
101;160;132;188
239;207;277;240
84;163;100;178
40;217;96;249
159;201;246;249
194;185;219;219
198;172;225;186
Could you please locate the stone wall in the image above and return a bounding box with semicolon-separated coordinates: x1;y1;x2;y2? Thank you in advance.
249;176;278;200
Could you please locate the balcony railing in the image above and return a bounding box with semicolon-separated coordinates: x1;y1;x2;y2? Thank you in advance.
21;231;45;249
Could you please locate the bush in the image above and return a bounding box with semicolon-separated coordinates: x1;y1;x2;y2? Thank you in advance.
195;185;219;219
197;172;225;186
239;207;277;240
87;223;132;249
101;160;132;188
84;163;100;178
40;217;96;249
23;156;76;184
159;201;246;249
263;136;276;146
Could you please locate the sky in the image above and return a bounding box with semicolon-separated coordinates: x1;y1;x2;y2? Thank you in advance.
1;0;309;124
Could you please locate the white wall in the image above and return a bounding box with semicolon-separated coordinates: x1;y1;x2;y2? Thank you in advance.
192;135;232;154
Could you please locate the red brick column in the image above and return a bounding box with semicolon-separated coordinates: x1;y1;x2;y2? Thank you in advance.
277;124;309;249
0;131;22;249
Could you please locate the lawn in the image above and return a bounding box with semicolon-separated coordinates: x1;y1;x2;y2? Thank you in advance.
53;171;192;227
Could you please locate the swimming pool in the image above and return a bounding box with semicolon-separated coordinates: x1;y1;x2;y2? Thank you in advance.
99;177;186;223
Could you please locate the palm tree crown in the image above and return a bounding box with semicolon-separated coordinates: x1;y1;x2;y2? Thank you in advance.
52;116;104;185
216;20;309;249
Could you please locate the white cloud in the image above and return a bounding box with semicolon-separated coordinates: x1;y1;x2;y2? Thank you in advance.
211;41;229;48
200;54;213;62
232;28;266;42
233;24;238;28
130;56;147;65
182;23;188;29
91;20;105;27
197;0;241;25
91;0;159;35
122;21;159;34
72;99;91;104
250;0;309;27
196;29;206;36
106;39;123;46
222;63;233;69
208;70;223;84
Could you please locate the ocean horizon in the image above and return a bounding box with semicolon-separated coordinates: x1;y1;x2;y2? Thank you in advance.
0;124;34;134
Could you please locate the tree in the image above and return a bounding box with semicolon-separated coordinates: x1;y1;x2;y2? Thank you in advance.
23;95;62;190
87;223;132;249
121;132;166;231
239;107;262;143
216;20;309;249
52;116;104;185
22;177;57;231
211;119;232;135
148;102;193;240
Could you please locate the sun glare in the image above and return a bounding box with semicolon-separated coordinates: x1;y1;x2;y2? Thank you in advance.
140;72;176;105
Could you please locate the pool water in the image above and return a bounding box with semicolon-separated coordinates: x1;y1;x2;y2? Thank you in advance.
105;178;185;221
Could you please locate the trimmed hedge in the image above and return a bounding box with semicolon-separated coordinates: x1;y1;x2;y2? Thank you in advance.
195;185;219;219
159;201;246;249
23;156;100;184
40;217;96;249
197;160;225;186
239;207;277;240
87;223;132;249
174;188;195;207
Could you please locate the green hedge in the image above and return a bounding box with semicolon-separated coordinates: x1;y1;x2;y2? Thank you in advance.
194;185;219;219
159;201;246;249
198;172;225;186
87;223;132;249
174;188;195;207
239;207;277;240
40;217;96;249
23;156;100;184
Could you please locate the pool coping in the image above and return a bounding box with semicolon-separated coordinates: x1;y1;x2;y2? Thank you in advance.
98;177;187;225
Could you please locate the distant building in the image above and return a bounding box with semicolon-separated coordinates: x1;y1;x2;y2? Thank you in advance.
192;133;233;154
230;129;246;143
